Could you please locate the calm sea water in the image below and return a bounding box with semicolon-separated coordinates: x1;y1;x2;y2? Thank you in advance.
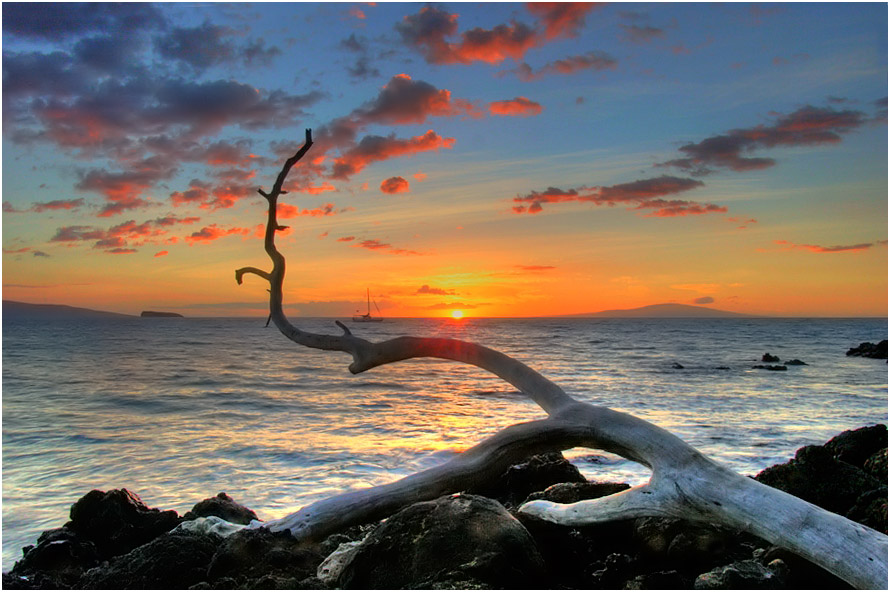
2;316;887;569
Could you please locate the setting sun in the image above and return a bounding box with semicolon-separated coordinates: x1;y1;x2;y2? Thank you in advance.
451;310;464;320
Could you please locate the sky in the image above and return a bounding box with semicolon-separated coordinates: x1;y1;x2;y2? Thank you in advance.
2;2;887;318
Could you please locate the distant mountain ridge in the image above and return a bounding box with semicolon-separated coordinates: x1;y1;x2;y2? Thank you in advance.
4;300;135;319
575;303;755;318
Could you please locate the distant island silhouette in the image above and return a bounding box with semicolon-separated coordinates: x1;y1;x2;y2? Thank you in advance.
2;300;764;320
3;300;134;320
3;301;183;320
574;303;755;318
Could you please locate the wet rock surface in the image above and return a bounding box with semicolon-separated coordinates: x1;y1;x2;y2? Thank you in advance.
337;493;545;589
845;339;888;359
4;426;885;589
183;492;258;525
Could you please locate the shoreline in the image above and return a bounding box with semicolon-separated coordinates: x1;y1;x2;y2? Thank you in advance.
4;424;886;589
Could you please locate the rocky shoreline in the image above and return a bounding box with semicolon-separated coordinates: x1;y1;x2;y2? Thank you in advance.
4;425;886;590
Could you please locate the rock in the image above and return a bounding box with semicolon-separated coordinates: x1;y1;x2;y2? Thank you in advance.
183;492;259;525
337;493;545;589
624;569;690;589
845;340;888;359
761;353;780;362
206;526;324;585
755;444;883;516
67;489;181;558
522;480;630;505
752;364;787;371
864;448;888;481
693;559;786;589
632;517;748;571
468;451;586;507
6;526;100;589
672;362;685;369
783;359;808;365
846;486;888;534
589;552;636;588
78;529;221;589
824;424;888;468
760;547;849;590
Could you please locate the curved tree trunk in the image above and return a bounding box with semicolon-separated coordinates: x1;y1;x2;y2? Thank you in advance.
236;130;888;590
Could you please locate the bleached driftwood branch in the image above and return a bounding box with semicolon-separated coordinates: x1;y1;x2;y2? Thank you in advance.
236;130;887;590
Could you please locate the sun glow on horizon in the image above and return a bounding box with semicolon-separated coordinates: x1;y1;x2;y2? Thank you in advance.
451;309;465;319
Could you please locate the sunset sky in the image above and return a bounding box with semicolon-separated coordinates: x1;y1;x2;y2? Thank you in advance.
2;2;887;318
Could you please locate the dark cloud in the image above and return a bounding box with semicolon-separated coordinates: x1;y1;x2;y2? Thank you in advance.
154;22;282;71
3;199;85;214
3;3;165;41
397;5;537;65
659;105;869;175
513;175;715;216
620;24;665;44
514;51;617;81
154;22;239;70
694;296;715;304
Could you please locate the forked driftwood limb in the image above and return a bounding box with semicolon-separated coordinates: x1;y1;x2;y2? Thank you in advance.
236;130;887;590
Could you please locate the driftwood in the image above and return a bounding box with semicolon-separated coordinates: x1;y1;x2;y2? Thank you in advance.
236;130;887;590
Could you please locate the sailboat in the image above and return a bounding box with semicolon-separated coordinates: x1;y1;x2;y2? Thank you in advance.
352;288;383;322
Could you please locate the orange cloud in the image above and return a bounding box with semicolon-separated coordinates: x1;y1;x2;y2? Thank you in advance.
185;224;251;244
396;5;537;65
380;176;410;194
331;130;455;180
526;2;602;39
489;97;543;117
277;202;342;219
154;250;169;257
774;240;876;253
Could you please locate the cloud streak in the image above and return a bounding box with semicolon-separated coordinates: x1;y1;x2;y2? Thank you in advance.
659;105;870;176
513;175;716;216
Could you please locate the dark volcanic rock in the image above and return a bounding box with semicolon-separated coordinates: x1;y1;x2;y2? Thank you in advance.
338;493;545;589
78;529;221;589
864;448;888;481
522;480;630;505
755;444;883;517
206;526;324;585
760;547;850;590
694;559;787;589
824;424;888;468
7;526;100;589
846;486;888;534
624;569;690;589
783;359;807;365
468;451;586;508
67;489;181;558
761;353;781;362
183;492;258;525
845;340;888;359
752;364;787;371
633;517;751;572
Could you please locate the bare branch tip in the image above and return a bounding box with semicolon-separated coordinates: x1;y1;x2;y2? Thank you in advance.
335;320;352;335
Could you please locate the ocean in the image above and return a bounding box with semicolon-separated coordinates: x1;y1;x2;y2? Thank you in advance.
2;315;887;570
